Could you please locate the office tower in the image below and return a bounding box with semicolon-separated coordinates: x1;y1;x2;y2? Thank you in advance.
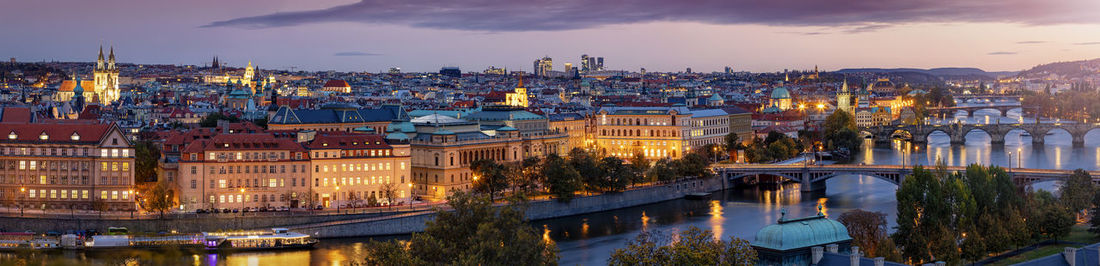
533;56;553;77
581;54;590;72
596;57;604;71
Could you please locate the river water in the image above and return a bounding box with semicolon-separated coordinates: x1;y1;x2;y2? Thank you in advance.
6;102;1100;265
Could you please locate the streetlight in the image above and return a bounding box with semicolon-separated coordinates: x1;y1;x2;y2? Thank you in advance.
129;189;134;218
19;187;24;217
239;188;246;216
335;186;341;214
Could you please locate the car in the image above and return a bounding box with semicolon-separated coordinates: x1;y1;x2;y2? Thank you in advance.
222;208;231;213
278;206;290;212
258;207;268;212
266;206;276;212
241;207;250;213
231;208;239;213
195;209;206;214
314;205;324;210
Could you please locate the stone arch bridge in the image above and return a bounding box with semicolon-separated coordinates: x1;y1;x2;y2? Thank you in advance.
714;164;1100;192
925;104;1021;119
863;122;1100;146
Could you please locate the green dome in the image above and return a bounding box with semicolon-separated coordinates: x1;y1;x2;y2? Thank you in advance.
752;210;852;251
771;87;791;99
385;132;409;140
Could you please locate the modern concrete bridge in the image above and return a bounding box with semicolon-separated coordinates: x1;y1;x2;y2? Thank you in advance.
863;122;1100;146
714;164;1099;192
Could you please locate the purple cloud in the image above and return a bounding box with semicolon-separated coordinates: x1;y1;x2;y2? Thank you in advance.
1016;41;1046;44
988;51;1017;55
1075;42;1100;45
204;0;1100;31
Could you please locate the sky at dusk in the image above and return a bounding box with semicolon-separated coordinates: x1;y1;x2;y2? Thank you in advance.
3;0;1100;73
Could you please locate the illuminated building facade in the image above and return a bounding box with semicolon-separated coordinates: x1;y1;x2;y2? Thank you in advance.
177;133;311;211
0;122;135;211
304;132;411;208
595;106;728;159
57;46;121;105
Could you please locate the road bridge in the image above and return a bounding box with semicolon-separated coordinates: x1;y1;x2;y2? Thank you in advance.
714;164;1099;192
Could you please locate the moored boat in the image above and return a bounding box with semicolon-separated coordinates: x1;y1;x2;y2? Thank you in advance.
202;228;318;251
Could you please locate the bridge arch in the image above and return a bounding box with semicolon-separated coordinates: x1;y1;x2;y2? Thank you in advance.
726;172;803;183
919;129;952;143
1041;127;1073;145
970;108;1004;118
962;127;993;145
809;172;903;186
1085;128;1100;146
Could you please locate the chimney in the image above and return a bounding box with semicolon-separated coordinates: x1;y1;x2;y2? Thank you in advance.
826;244;839;253
850;246;860;266
873;257;884;266
1064;247;1077;266
812;246;824;264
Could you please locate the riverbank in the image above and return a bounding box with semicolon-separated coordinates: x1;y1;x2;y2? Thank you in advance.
0;178;727;238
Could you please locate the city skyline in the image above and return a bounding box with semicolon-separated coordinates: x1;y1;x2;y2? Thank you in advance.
4;0;1100;73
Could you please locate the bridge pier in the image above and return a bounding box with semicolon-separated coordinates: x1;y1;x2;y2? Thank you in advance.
1073;135;1085;147
1032;136;1045;145
990;133;1006;145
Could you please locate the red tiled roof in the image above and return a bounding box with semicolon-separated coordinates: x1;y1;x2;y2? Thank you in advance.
323;80;350;88
181;133;306;154
58;80;95;92
0;122;116;144
1;107;32;123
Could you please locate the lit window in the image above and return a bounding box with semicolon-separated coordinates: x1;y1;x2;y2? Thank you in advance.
7;132;15;140
122;191;129;199
71;133;80;141
39;133;48;140
111;191;118;200
100;191;107;199
269;179;276;187
112;149;119;157
101;149;108;157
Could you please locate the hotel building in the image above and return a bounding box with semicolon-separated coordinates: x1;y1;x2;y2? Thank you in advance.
595;106;728;159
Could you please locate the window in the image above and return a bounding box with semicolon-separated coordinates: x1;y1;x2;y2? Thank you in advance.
101;149;108;157
28;190;35;198
121;162;129;172
82;190;88;199
101;162;108;171
219;179;226;188
269;178;277;187
100;191;107;199
112;162;118;171
190;166;197;174
191;180;197;189
122;191;129;200
111;191;118;200
122;149;129;157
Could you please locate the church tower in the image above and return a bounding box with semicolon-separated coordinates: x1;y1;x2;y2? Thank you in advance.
505;77;529;107
242;60;255;89
837;79;851;113
93;45;120;105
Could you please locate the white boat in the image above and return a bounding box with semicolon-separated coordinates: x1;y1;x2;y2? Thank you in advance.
202;228;318;251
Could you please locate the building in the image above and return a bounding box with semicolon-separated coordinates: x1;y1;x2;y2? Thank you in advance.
854;108;873;127
563;63;574;75
533;57;553;78
595;106;727;159
752;208;853;266
268;104;409;133
722;106;753;145
868;78;896;96
0;121;135;211
57;46;121;105
177;133;311;211
871;106;892;126
504;79;529;107
439;67;461;78
401;114;523;201
769;87;793;111
549;113;589;152
837;80;852;113
321;80;351;93
302;131;411;208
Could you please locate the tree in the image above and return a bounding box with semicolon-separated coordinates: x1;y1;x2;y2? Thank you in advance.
598;157;631;193
141;182;175;219
646;159;678;184
365;192;558;265
724;133;742;152
1030;190;1075;241
568;148;604;194
134;141;161;183
379;182;398;207
540;154;582;202
470;159;510;202
512;157;543;194
1060;169;1095;214
837;209;889;258
823;110;861;153
608;227;756;266
628;152;650;185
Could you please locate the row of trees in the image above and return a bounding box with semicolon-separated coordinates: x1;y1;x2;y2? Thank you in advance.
891;164;1090;264
1022;89;1100;122
743;131;802;163
471;148;712;202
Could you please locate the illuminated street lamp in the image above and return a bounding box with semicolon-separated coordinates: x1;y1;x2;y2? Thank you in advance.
335;186;341;213
19;187;24;216
129;189;135;218
239;188;246;216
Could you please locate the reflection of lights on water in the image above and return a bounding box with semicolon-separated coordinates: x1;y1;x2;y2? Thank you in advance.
1095;147;1099;167
817;198;829;217
709;200;724;238
581;219;589;237
640;211;650;229
1055;146;1062;169
542;224;554;244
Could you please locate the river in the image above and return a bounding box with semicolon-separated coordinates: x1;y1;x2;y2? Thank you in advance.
5;102;1100;265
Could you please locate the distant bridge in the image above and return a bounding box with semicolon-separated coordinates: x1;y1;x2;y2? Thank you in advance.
863;122;1100;146
714;164;1099;192
925;103;1022;118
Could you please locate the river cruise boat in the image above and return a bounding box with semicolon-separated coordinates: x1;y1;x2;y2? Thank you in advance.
202;228;318;251
0;232;61;250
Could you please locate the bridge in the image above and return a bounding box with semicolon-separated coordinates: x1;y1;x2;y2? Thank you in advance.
714;164;1100;192
863;122;1100;146
925;102;1022;119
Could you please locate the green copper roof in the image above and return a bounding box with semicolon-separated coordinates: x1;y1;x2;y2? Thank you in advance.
752;209;852;251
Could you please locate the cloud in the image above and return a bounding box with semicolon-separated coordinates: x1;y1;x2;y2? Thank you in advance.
334;51;382;56
203;0;1100;32
843;24;892;34
781;31;829;36
1016;41;1046;44
988;51;1017;55
1075;42;1100;45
